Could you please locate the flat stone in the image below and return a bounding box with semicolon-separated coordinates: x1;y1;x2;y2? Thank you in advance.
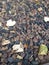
2;39;10;45
12;42;24;52
1;46;8;51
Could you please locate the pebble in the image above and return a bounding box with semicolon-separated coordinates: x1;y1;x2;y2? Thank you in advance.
44;16;49;22
1;46;8;51
38;7;43;12
12;42;24;52
8;57;14;63
6;19;16;26
17;55;23;59
2;39;10;46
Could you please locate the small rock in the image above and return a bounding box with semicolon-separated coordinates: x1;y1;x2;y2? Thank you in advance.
17;55;23;59
38;7;43;12
2;39;10;45
12;42;24;52
10;30;15;33
8;57;14;63
6;19;16;26
44;16;49;22
9;10;11;14
1;46;8;51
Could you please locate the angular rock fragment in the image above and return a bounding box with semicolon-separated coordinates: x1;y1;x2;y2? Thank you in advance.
12;42;24;52
44;16;49;22
2;39;10;45
6;19;16;26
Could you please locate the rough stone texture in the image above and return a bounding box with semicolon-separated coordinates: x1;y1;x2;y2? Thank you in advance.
0;0;49;65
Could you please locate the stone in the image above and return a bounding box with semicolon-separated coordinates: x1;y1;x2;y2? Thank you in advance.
17;55;23;59
44;16;49;22
12;42;24;52
6;19;16;26
10;30;15;33
38;7;43;12
2;39;10;45
8;57;14;63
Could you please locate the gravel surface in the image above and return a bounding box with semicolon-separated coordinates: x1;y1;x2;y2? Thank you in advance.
0;0;49;65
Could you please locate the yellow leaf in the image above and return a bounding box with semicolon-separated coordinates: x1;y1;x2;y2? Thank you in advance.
38;44;48;55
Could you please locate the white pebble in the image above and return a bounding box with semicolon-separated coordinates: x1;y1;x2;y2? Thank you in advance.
6;19;16;26
44;16;49;22
12;42;24;52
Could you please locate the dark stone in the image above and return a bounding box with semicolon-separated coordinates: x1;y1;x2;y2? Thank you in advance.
8;57;14;63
